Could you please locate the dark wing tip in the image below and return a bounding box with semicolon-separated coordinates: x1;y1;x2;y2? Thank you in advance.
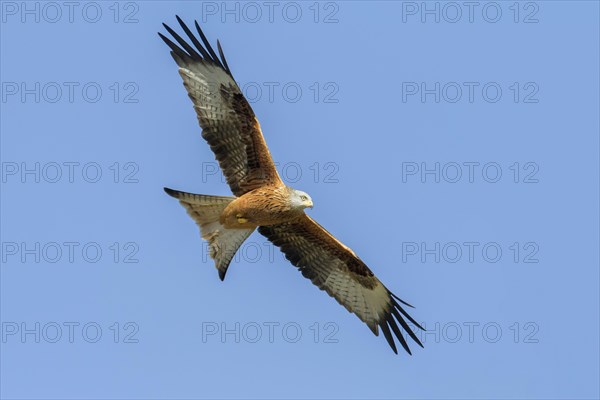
164;187;181;199
162;22;203;61
193;19;230;73
391;292;415;308
193;20;220;61
379;322;398;354
368;323;378;336
387;314;412;355
159;17;233;77
218;268;227;281
374;291;425;354
392;297;425;331
157;31;176;49
158;31;189;62
216;39;232;75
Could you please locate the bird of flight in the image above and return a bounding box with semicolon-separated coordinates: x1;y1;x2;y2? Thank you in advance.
159;17;424;354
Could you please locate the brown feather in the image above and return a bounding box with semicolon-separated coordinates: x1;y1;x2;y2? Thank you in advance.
259;215;424;354
162;21;282;196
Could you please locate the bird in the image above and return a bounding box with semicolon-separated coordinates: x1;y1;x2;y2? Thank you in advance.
159;17;424;355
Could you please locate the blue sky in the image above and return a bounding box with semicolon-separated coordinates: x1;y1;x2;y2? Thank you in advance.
1;1;599;399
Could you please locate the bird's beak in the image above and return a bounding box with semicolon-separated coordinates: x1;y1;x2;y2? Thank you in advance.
307;201;314;209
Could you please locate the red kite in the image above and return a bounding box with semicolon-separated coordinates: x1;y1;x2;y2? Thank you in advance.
160;17;424;354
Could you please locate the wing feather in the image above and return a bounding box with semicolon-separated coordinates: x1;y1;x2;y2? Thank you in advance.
160;18;282;196
259;215;424;354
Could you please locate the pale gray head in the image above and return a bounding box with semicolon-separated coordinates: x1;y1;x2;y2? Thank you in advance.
289;189;313;210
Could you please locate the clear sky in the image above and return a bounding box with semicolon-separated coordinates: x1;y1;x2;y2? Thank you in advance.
1;1;599;399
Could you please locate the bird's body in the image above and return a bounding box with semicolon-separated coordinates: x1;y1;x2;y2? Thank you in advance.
221;185;310;229
160;17;424;354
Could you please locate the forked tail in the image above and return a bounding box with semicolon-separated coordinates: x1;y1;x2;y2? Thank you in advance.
164;188;254;280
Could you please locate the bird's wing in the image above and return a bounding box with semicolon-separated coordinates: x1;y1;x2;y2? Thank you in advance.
159;17;282;196
258;215;424;354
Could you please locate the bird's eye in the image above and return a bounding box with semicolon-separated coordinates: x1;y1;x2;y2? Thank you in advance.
300;195;307;201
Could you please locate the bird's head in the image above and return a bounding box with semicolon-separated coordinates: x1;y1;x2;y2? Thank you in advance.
290;189;313;210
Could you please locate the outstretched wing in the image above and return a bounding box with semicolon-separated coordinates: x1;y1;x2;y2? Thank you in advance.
259;215;424;354
159;17;282;196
